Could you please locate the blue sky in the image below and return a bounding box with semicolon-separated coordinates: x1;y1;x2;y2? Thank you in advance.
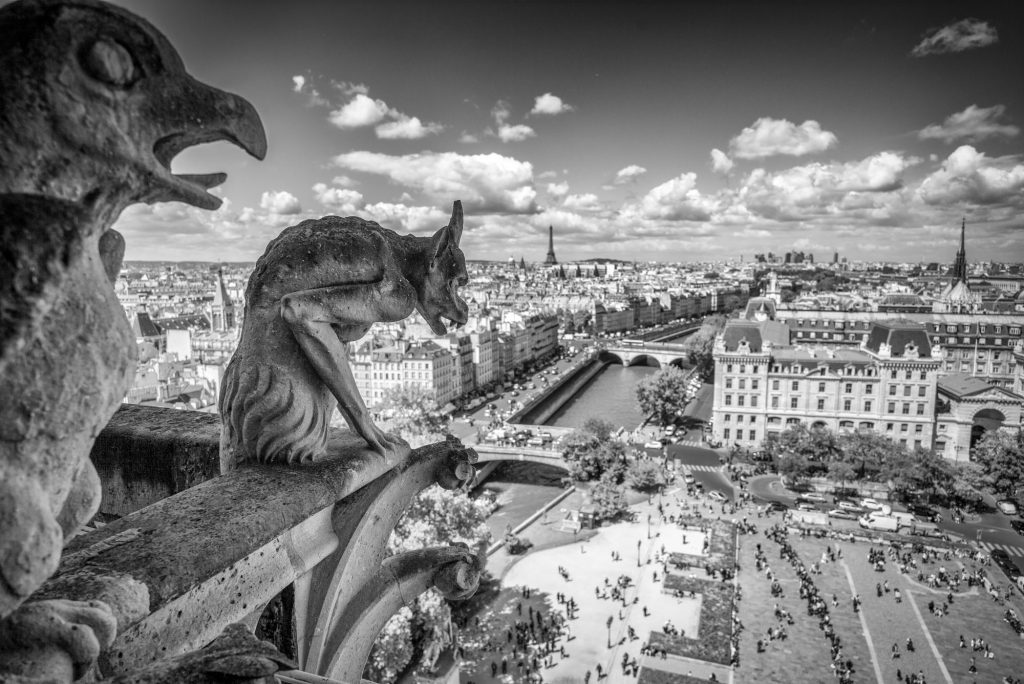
91;0;1024;264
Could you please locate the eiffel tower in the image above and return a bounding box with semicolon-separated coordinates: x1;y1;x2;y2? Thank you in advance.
544;224;557;265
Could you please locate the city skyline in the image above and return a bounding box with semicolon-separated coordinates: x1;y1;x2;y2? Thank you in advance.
69;0;1024;263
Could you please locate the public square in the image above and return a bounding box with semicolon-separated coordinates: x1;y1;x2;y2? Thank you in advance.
456;484;1024;684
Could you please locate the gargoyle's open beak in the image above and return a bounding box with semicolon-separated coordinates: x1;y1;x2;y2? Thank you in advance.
147;76;267;210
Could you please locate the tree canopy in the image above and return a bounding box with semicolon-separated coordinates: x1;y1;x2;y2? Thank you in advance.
562;419;627;483
635;365;690;426
972;429;1024;498
679;314;728;381
376;384;449;447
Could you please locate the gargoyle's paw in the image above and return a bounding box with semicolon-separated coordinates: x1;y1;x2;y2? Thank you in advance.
0;599;116;681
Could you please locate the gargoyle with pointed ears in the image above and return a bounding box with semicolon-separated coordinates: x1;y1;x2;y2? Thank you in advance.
0;0;266;675
219;202;470;470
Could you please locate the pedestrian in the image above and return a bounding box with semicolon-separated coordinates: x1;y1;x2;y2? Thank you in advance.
491;661;498;677
584;669;591;683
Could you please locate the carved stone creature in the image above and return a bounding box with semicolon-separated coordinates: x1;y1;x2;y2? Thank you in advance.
0;0;266;676
219;202;469;471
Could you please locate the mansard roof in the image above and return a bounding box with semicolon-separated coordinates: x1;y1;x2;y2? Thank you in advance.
862;319;932;358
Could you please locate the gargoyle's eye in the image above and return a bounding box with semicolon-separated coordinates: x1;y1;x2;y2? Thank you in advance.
82;39;137;87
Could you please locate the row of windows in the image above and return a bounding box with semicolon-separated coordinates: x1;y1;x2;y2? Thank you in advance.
935;323;1021;335
723;395;759;407
722;428;756;441
722;414;757;423
725;378;759;390
888;384;928;397
724;364;761;374
788;320;1022;336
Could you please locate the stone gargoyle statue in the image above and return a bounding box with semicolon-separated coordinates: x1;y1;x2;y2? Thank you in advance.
0;0;266;679
219;201;470;471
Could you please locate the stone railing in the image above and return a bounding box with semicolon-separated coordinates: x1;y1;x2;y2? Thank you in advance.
40;405;482;683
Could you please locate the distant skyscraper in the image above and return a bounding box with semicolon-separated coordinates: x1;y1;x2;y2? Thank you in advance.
833;251;838;264
545;225;557;265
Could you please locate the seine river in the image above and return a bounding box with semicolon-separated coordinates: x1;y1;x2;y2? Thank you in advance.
545;364;657;429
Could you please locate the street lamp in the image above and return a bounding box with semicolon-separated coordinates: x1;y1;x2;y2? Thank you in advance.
606;616;613;649
647;514;652;539
637;539;642;568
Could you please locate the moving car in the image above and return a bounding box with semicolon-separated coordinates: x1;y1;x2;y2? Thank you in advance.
836;501;865;513
644;441;662;450
860;498;884;511
683;474;696;485
828;508;858;520
991;549;1021;579
797;493;829;504
997;500;1019;516
1010;520;1024;536
908;504;939;522
765;501;789;513
797;503;818;512
664;425;676;436
708;490;727;502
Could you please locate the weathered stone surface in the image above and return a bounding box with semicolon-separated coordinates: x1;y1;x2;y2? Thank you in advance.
89;404;221;517
106;623;295;684
219;201;469;471
0;0;266;678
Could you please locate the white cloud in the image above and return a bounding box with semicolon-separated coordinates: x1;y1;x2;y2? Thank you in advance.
638;173;715;221
291;75;305;92
546;181;569;199
563;193;600;210
918;145;1024;206
710;149;734;174
491;100;512;126
331;175;358;188
334;150;538;213
361;202;450;233
329;93;392;128
911;18;998;57
260;190;302;215
312;183;363;214
729;118;837;159
498;124;536;143
375;115;443;140
614;164;648;184
918;104;1020;143
531;93;574;116
459;132;480;144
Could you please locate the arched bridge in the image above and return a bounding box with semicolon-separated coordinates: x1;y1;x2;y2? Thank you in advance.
600;340;693;369
473;444;570;470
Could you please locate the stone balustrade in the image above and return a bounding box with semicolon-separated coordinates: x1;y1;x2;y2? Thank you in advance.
38;405;481;683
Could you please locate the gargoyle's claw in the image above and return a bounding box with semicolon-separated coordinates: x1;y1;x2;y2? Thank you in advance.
0;599;116;681
436;435;479;490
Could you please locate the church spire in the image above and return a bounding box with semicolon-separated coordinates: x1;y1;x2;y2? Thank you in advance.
951;217;968;283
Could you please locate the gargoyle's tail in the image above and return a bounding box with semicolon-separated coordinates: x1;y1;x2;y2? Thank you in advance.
219;357;329;469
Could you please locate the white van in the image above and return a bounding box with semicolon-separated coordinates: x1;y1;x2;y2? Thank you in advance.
888;511;918;527
859;513;899;532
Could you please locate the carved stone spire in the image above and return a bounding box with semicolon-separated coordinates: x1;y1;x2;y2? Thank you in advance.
950;217;968;284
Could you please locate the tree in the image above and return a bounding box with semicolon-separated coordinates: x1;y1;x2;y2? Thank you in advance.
680;314;728;381
837;429;898;481
375;385;449;448
562;420;627;483
635;366;690;426
826;459;857;495
626;459;666;492
591;475;628;521
972;429;1024;498
365;607;415;683
776;423;840;467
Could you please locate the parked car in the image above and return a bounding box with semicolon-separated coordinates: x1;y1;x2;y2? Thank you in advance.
860;498;884;511
991;549;1021;579
797;503;818;512
997;500;1019;516
1010;520;1024;536
683;474;696;485
527;436;544;447
765;501;789;513
828;509;858;520
836;500;865;513
644;441;662;450
908;504;939;522
708;490;727;502
664;425;676;436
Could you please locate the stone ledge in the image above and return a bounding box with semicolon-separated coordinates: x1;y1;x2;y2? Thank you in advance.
89;404;221;517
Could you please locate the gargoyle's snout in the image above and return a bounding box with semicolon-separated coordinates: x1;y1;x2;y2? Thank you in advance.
147;75;267;209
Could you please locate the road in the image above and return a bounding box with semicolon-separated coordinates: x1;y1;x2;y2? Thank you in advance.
664;444;736;501
746;473;1024;577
